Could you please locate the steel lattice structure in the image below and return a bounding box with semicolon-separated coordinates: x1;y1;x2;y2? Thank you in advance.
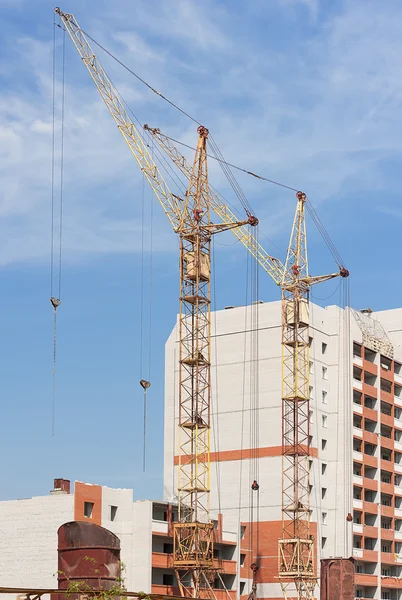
55;10;349;598
56;11;253;595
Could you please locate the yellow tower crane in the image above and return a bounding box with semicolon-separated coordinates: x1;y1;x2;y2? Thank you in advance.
55;8;349;599
55;8;258;598
144;129;349;600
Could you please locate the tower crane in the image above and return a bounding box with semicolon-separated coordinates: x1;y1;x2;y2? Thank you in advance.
55;8;349;599
144;129;349;600
55;8;257;599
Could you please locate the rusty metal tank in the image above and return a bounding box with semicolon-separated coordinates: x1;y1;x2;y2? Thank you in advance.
320;558;355;600
57;521;121;596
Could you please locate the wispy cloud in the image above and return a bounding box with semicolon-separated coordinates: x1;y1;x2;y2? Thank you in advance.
1;0;402;267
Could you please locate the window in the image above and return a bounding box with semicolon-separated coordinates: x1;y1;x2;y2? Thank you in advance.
309;435;313;446
322;366;328;380
321;537;327;549
382;567;391;576
309;484;313;494
240;554;246;567
309;361;314;374
322;487;327;499
382;519;391;530
213;520;219;529
309;460;313;472
382;543;391;553
322;512;327;524
322;415;328;428
322;391;327;404
355;564;363;574
309;336;313;347
322;463;327;475
322;342;327;355
240;525;246;539
239;582;246;594
163;543;173;554
110;505;118;521
84;501;94;518
309;410;313;424
309;386;314;400
162;574;174;586
322;439;327;450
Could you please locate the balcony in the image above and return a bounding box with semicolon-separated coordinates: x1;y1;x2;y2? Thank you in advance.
354;403;363;415
395;508;402;519
363;477;378;491
381;528;394;541
362;549;378;562
395;395;402;409
394;462;402;475
380;576;402;588
364;360;378;375
381;436;394;451
395;372;402;386
353;523;363;533
353;474;363;485
394;530;402;541
152;520;169;534
354;355;363;367
363;501;378;514
221;560;237;575
395;441;402;453
364;431;378;445
381;481;394;495
381;412;394;428
363;525;378;538
353;498;363;510
364;407;378;421
381;505;394;518
381;551;396;564
152;552;169;569
353;427;363;439
355;573;377;587
354;379;363;391
353;450;364;462
353;547;363;558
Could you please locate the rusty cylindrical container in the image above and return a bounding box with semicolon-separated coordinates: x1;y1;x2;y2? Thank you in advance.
58;521;121;596
320;558;355;600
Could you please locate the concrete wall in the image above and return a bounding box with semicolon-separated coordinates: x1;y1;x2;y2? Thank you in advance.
0;492;74;595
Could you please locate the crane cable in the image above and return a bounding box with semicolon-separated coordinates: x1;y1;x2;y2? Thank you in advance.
70;25;256;218
248;230;261;600
50;20;66;436
139;139;155;473
69;20;347;274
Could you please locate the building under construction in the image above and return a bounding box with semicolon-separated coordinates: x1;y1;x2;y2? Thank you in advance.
164;302;402;600
2;6;400;600
1;305;402;600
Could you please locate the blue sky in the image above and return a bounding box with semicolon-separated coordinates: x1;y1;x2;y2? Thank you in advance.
1;0;402;501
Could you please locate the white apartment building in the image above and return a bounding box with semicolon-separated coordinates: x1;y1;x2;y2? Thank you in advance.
0;479;238;600
164;300;402;600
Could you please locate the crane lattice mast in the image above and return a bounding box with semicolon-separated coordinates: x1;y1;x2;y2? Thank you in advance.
55;9;256;597
144;130;349;600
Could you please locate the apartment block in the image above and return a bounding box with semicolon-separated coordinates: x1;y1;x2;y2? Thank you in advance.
164;301;402;600
0;479;239;600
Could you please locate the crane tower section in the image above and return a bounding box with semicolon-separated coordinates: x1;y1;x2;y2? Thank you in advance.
174;126;214;594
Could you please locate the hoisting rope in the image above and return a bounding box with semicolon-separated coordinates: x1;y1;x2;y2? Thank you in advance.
248;229;261;600
50;19;66;436
70;21;348;275
139;138;155;473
